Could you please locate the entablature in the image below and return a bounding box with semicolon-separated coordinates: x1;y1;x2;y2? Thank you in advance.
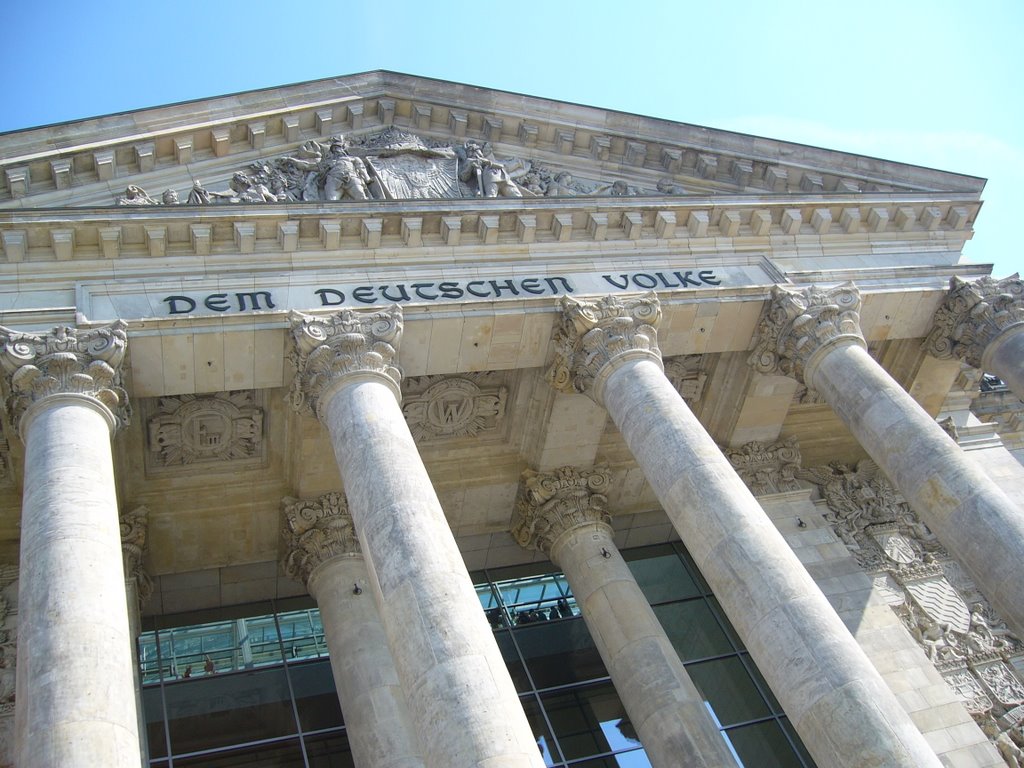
0;193;981;266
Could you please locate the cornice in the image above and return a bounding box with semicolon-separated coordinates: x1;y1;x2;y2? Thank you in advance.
0;194;981;265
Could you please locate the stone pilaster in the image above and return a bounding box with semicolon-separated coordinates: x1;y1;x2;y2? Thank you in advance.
924;275;1024;400
557;293;942;768
750;283;1024;638
289;307;543;768
547;291;662;404
0;322;140;768
281;492;424;768
514;466;739;768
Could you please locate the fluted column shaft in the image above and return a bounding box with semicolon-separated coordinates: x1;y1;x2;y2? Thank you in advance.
808;339;1024;634
0;323;140;768
551;294;942;768
290;309;542;768
514;467;738;768
282;493;424;768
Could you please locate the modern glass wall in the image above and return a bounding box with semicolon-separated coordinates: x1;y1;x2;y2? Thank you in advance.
139;543;815;767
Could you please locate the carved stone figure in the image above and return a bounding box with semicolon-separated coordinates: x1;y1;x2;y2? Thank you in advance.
456;142;525;198
161;189;179;205
208;171;283;203
117;185;159;206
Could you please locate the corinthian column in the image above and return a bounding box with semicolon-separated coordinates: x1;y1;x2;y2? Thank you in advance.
513;466;738;768
289;308;543;768
281;492;424;768
924;274;1024;399
0;323;141;768
549;293;941;768
751;283;1024;637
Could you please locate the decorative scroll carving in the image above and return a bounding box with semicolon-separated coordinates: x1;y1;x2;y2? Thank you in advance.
0;322;130;433
924;275;1024;369
749;282;865;385
803;459;1024;755
664;355;707;404
402;374;506;442
513;466;612;556
288;307;403;420
723;437;802;496
147;391;264;468
547;292;662;402
281;492;360;587
120;505;153;606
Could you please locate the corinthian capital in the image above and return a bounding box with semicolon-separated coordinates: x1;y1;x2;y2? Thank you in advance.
749;283;865;385
923;275;1024;369
547;293;662;403
512;466;612;557
281;492;360;587
0;322;130;434
288;307;403;419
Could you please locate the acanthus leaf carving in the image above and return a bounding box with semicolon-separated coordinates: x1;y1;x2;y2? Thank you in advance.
925;275;1024;369
513;466;612;556
547;292;662;402
288;307;403;420
749;282;865;385
0;322;130;433
280;492;360;587
723;437;802;496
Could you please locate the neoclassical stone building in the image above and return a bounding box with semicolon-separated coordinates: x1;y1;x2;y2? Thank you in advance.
0;71;1022;768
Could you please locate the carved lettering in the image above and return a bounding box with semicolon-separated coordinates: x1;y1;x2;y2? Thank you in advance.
353;286;377;304
235;291;276;311
164;295;197;314
204;294;230;312
379;284;411;303
316;289;346;306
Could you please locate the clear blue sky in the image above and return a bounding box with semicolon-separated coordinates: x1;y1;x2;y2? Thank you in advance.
2;0;1021;277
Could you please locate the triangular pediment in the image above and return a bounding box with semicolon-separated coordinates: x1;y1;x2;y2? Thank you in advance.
0;71;984;210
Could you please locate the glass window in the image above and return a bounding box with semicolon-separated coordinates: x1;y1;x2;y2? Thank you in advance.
685;656;772;727
288;659;344;733
653;601;734;662
162;667;298;755
541;683;641;762
516;618;608;690
726;720;806;768
172;738;307;767
623;545;701;603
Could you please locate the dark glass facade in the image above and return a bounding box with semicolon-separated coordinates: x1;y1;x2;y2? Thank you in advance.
139;543;816;767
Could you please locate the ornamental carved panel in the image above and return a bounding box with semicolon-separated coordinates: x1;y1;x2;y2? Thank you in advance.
145;390;265;472
802;459;1024;752
401;373;507;443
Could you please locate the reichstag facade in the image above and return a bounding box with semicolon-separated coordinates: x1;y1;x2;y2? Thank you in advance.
0;71;1022;768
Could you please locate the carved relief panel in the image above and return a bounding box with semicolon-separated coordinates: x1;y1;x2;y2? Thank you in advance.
401;373;507;443
144;390;266;474
802;460;1024;757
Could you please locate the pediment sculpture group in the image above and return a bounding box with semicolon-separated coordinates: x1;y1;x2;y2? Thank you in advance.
118;128;682;207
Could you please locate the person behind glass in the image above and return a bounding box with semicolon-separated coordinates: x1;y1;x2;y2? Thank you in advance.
203;654;215;675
